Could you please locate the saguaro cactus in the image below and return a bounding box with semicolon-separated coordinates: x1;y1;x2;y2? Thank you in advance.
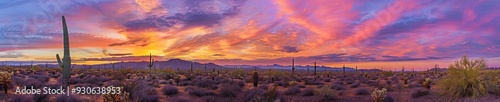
355;66;358;74
147;53;154;70
291;58;295;76
401;66;405;73
56;16;71;87
313;62;317;75
190;64;193;73
342;65;346;76
252;69;259;87
434;64;438;74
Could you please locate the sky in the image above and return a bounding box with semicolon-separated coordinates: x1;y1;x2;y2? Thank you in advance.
0;0;499;70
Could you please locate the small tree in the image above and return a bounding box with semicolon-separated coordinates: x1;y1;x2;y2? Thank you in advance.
436;55;494;100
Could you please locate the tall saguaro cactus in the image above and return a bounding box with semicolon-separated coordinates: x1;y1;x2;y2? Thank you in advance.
190;63;193;73
355;66;358;74
402;66;405;73
56;16;71;87
291;58;295;76
147;53;154;70
342;65;346;76
313;62;317;75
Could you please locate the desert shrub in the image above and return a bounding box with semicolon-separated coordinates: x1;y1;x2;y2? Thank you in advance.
11;95;34;102
436;56;493;99
315;86;336;101
209;84;218;90
330;84;346;90
168;97;190;102
28;74;50;82
195;79;213;88
284;86;301;95
74;83;96;88
288;81;299;86
350;82;361;88
85;76;109;85
333;81;343;85
384;96;394;102
346;80;355;84
159;80;169;84
159;69;176;79
230;69;246;78
123;80;148;100
385;80;392;85
409;81;421;88
410;87;429;98
19;78;43;89
378;84;394;92
302;88;315;96
56;94;83;102
266;70;284;78
259;84;269;90
178;81;192;86
188;87;216;97
104;80;124;87
220;80;242;97
133;86;159;102
237;80;245;87
355;88;370;95
381;71;393;77
69;78;84;85
297;84;306;88
162;85;178;96
274;81;288;87
33;93;48;102
304;80;324;85
264;85;284;102
243;88;265;101
482;71;500;95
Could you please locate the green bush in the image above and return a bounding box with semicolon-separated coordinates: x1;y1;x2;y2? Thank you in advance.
482;71;500;96
436;55;494;99
381;71;393;77
230;69;246;78
265;69;283;77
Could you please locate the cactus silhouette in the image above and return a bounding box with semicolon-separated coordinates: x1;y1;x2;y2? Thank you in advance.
355;66;358;74
252;69;259;87
313;62;317;75
291;58;295;76
56;16;71;87
343;65;346;76
402;66;405;73
147;53;154;70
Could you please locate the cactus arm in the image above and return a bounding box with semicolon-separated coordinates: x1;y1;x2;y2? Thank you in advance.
56;54;63;67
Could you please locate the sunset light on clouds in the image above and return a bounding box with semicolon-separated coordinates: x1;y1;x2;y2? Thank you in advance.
0;0;499;70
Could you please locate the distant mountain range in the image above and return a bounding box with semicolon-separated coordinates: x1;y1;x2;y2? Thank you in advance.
5;58;497;71
71;59;226;70
222;64;358;72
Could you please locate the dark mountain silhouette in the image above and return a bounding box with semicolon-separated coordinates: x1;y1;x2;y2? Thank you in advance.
33;58;226;70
